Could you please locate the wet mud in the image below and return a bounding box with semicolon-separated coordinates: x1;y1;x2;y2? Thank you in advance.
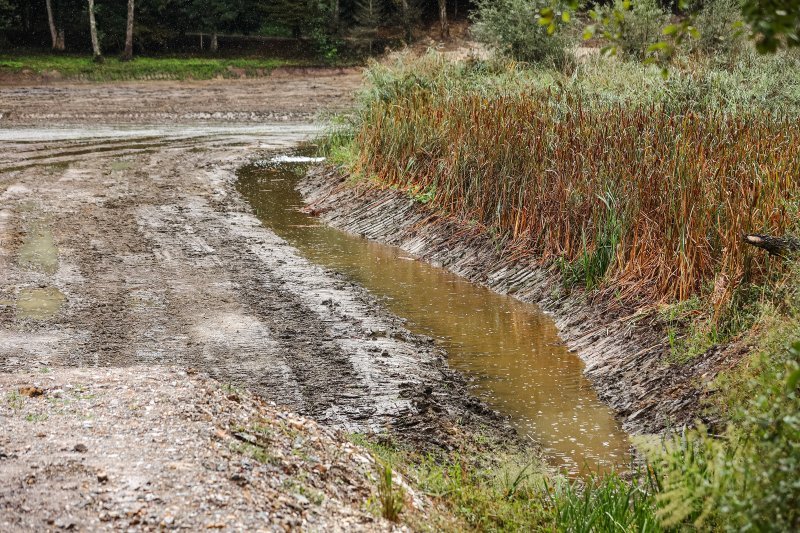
0;125;511;453
299;168;746;435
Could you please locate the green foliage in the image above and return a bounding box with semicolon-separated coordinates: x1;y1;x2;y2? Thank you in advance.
375;462;405;522
0;54;303;80
0;0;15;31
591;0;668;60
560;191;623;290
742;0;800;52
691;0;747;56
472;0;574;67
550;471;661;532
639;338;800;530
349;433;553;530
354;0;386;32
413;453;552;530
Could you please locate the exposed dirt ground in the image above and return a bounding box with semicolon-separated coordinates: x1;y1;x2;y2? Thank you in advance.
0;74;506;530
0;367;411;531
0;68;363;125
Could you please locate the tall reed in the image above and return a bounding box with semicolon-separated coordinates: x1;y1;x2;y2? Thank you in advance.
353;84;800;304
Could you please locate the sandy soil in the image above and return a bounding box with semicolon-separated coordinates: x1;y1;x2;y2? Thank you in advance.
0;74;507;530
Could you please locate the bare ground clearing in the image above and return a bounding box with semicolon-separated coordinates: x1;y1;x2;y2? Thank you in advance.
0;75;506;530
0;68;363;125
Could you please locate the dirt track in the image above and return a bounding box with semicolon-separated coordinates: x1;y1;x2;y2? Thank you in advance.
0;76;504;442
0;75;509;529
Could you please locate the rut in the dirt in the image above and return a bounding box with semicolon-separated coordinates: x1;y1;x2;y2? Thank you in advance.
0;129;510;450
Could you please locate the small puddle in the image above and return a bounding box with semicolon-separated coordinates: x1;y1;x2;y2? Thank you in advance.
16;286;66;319
111;160;134;171
237;156;632;476
18;219;59;275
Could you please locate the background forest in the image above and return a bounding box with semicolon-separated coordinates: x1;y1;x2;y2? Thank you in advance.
0;0;465;57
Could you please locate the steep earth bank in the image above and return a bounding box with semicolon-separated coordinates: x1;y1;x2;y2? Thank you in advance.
300;168;747;434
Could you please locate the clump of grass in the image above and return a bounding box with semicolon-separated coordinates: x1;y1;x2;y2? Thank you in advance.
5;390;23;411
549;470;661;532
376;462;405;522
350;433;554;530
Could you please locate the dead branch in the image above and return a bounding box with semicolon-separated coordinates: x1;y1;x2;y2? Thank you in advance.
742;233;800;258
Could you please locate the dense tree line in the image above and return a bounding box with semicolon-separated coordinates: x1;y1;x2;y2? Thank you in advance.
0;0;469;57
1;1;796;58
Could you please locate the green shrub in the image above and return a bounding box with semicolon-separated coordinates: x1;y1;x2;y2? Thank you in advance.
472;0;573;67
691;0;747;57
594;0;668;61
640;339;800;530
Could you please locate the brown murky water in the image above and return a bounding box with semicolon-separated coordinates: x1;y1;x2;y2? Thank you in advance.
14;214;66;319
237;157;632;475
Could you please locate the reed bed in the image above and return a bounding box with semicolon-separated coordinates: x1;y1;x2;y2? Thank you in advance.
352;87;800;305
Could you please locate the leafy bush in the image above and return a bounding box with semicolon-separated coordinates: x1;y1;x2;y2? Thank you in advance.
593;0;668;60
691;0;747;57
472;0;573;67
640;339;800;530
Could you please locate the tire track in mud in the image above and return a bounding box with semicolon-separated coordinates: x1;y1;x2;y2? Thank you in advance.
0;132;509;449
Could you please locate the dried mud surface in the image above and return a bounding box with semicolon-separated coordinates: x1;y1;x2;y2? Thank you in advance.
0;74;508;530
300;168;748;434
0;367;412;531
0;69;363;125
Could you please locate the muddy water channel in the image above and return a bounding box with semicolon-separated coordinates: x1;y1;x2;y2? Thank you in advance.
238;158;632;475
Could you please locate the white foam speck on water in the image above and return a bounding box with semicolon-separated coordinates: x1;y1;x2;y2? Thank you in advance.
270;155;326;163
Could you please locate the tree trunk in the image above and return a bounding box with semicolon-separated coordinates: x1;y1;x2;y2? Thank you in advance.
210;32;218;53
331;0;340;33
87;0;102;62
438;0;449;39
399;0;412;42
122;0;135;61
45;0;65;51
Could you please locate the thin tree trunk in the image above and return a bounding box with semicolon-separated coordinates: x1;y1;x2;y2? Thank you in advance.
399;0;412;42
122;0;134;61
210;32;218;52
87;0;102;62
199;33;204;50
331;0;339;33
438;0;449;39
45;0;65;51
